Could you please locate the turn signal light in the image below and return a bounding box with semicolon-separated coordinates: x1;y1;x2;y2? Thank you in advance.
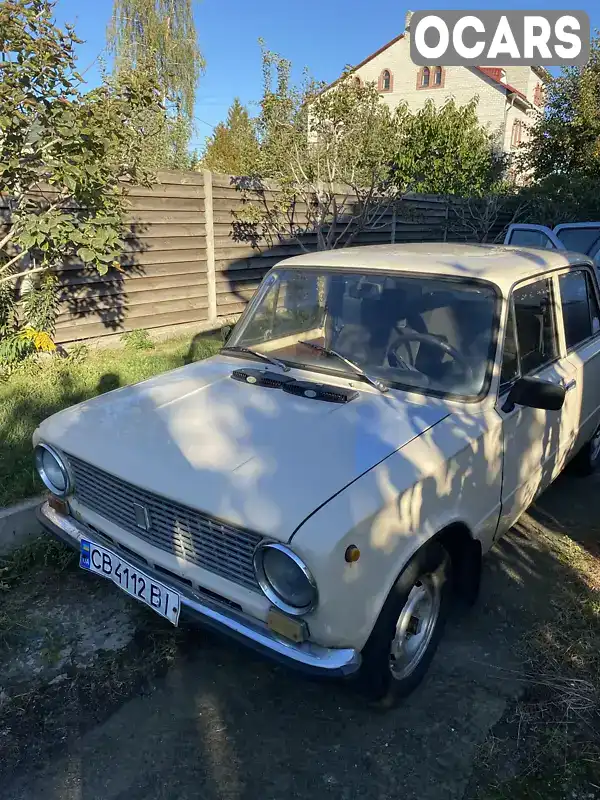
48;495;69;516
345;545;361;563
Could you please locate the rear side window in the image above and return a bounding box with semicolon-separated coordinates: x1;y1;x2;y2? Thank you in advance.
512;278;558;375
558;269;600;349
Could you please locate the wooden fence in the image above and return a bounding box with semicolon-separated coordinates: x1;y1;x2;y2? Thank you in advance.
46;171;512;344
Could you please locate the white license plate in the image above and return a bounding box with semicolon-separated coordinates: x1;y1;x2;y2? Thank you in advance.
79;539;181;625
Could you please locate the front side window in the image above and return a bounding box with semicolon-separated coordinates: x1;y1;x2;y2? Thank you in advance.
507;228;558;250
512;278;558;375
500;304;519;389
559;269;600;349
230;269;498;399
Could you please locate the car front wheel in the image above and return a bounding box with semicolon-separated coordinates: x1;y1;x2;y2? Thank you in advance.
357;541;452;707
572;423;600;476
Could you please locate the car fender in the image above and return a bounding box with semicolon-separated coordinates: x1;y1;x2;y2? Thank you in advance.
289;409;503;651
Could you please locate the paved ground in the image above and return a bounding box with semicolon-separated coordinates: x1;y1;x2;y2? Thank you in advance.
1;473;596;800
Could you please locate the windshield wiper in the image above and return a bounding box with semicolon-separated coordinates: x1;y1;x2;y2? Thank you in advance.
298;341;388;394
222;345;290;372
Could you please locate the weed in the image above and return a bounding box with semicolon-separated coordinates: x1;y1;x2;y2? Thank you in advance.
121;328;154;351
473;525;600;799
0;537;75;590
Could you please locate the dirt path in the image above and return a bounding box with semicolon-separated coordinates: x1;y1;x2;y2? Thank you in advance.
1;473;598;800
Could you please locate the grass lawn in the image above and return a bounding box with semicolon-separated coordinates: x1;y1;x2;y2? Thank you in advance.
0;331;221;508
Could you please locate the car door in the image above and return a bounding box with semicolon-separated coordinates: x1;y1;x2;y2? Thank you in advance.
497;274;578;534
504;224;564;250
556;265;600;456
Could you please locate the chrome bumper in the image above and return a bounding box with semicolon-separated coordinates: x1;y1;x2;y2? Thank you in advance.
37;501;361;678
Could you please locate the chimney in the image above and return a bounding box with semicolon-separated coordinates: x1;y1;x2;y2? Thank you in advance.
405;10;413;33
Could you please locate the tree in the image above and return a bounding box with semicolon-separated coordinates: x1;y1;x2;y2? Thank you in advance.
108;0;204;168
201;98;259;175
233;45;505;253
522;36;600;181
393;98;506;198
519;35;600;222
234;46;405;252
0;0;159;366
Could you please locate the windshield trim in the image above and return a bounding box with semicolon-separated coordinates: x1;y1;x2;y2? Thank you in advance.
229;266;502;403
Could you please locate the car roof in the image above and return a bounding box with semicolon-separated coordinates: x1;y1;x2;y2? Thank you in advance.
278;243;592;291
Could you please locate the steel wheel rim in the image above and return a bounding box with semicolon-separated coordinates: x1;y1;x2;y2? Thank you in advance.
591;427;600;464
389;574;441;680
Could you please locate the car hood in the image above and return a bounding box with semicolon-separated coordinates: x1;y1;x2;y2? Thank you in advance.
34;356;449;541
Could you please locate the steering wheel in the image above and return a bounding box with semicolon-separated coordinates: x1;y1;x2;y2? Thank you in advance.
386;329;473;383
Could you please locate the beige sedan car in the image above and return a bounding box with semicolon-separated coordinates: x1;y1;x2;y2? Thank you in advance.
34;244;600;705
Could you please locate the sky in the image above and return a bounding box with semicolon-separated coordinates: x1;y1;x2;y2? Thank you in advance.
53;0;600;153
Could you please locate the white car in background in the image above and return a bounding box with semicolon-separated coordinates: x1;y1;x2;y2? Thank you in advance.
34;243;600;706
505;222;600;266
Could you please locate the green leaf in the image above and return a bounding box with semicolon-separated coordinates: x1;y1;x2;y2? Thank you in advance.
77;247;95;262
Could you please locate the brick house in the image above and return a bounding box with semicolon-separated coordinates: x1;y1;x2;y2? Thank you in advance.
336;14;549;158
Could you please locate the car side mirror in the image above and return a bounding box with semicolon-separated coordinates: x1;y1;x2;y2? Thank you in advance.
502;376;565;413
221;324;233;343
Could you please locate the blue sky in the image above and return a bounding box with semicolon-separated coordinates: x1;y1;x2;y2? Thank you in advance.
54;0;600;153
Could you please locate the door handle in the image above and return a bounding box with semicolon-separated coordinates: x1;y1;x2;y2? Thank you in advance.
563;379;577;392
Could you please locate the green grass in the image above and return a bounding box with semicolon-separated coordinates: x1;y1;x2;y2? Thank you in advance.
0;331;221;508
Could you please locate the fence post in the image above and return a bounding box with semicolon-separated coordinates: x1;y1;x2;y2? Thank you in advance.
443;198;450;242
391;206;397;244
203;169;217;324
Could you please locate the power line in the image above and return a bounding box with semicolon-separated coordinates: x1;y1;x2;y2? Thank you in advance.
193;115;217;130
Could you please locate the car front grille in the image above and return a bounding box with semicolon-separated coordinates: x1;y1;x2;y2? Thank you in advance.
68;455;262;591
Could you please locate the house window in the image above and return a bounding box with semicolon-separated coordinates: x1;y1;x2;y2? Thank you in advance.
352;75;361;87
433;66;443;86
421;66;430;87
533;83;543;106
379;69;393;92
511;120;523;148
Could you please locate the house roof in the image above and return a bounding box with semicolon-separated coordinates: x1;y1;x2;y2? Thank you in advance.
319;33;406;95
331;33;546;105
475;67;527;101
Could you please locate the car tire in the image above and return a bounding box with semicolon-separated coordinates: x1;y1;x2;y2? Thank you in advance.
571;424;600;477
357;540;452;708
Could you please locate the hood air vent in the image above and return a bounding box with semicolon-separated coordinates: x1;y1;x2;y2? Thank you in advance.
282;381;358;404
231;368;295;389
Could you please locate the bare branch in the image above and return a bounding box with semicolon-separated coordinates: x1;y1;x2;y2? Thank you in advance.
0;259;45;285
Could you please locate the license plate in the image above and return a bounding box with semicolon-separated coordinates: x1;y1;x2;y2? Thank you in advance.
79;539;181;625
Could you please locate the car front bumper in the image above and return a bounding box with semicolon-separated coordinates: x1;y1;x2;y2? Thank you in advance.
37;501;361;678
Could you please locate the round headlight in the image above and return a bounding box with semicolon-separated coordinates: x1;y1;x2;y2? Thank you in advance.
254;543;317;615
34;444;72;496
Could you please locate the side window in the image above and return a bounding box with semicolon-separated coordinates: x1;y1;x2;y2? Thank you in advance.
507;229;558;249
586;272;600;332
558;269;600;349
512;278;558;375
500;304;519;389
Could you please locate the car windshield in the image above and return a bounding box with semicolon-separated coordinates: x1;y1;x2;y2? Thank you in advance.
228;269;498;399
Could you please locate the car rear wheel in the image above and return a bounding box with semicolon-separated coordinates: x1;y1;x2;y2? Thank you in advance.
572;424;600;477
357;541;452;708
